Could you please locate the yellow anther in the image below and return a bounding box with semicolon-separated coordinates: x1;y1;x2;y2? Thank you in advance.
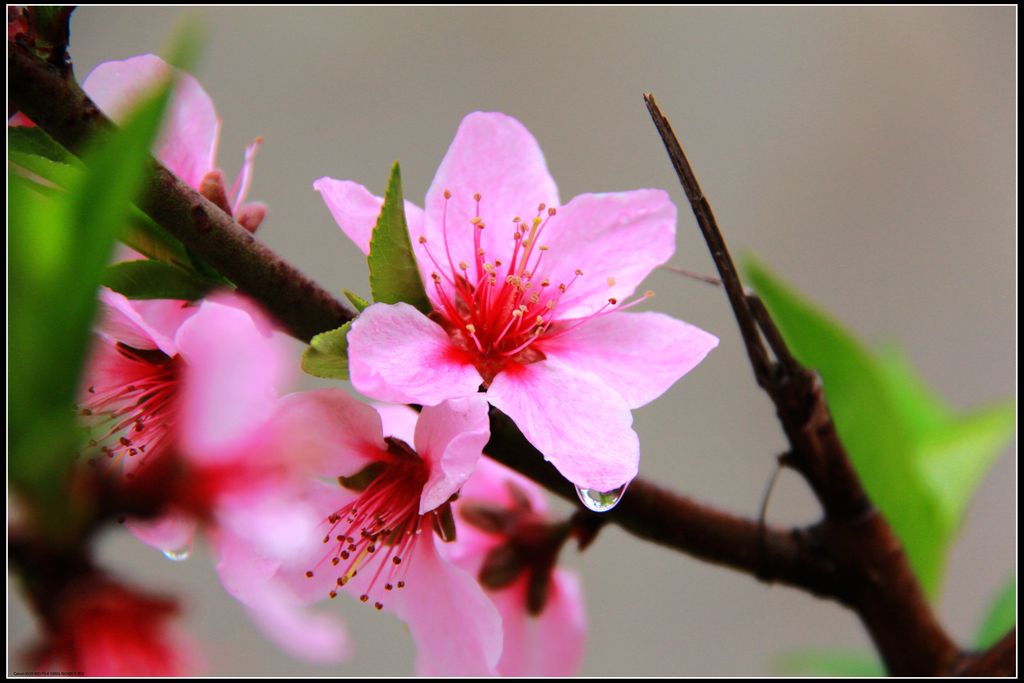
459;261;469;270
537;203;546;212
644;290;655;298
470;216;482;225
538;245;549;251
541;279;551;287
466;324;476;334
607;276;616;287
512;309;523;318
474;192;482;201
418;236;427;244
444;189;452;199
575;269;584;276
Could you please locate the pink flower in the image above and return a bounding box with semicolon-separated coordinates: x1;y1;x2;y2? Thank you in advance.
78;291;352;663
450;456;587;676
317;112;718;492
265;389;503;675
82;53;266;231
28;576;201;676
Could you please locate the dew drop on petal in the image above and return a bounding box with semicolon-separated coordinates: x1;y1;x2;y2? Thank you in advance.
575;482;629;512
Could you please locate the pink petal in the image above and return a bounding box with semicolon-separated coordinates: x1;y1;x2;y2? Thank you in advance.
83;54;220;188
314;177;425;257
372;402;420;445
213;531;351;663
413;396;491;514
125;508;197;556
492;570;587;677
395;535;503;676
421;112;560;273
270;389;388;478
175;295;287;463
460;456;550;519
348;302;483;405
540;311;719;409
486;360;639;491
97;288;181;356
540;190;677;318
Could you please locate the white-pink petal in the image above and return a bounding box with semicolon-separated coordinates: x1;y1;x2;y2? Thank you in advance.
175;295;287;464
492;570;587;677
270;389;388;478
540;190;677;318
348;302;483;406
414;396;491;514
423;112;560;269
487;360;639;492
96;288;182;357
314;177;426;258
83;54;219;189
372;402;420;445
213;531;351;663
541;311;719;409
395;535;503;676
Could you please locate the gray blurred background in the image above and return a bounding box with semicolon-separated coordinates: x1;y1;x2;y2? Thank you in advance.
9;6;1015;676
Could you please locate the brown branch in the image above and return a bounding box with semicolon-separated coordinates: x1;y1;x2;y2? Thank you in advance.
8;39;1006;676
958;628;1017;677
8;41;354;342
644;93;978;675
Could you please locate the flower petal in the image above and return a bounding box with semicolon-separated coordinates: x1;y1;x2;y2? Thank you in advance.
414;396;491;514
394;535;502;676
422;112;560;270
372;403;419;445
271;389;388;478
175;295;287;463
492;570;587;676
213;531;351;663
314;178;426;256
540;311;719;408
540;190;677;317
348;302;483;405
83;54;219;189
486;360;639;491
97;289;182;356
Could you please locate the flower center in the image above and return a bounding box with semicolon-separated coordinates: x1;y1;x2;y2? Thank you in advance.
419;191;651;384
305;438;454;611
79;343;181;476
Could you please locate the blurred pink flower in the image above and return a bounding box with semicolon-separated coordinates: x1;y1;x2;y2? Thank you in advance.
317;111;718;492
260;389;503;675
450;456;587;676
29;576;201;677
82;53;266;231
78;291;351;663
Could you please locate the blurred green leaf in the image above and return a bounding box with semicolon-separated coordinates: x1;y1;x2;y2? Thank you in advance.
8;126;78;164
367;161;431;313
102;259;223;301
302;322;353;381
775;649;884;676
745;258;1015;598
975;577;1016;649
9;26;201;526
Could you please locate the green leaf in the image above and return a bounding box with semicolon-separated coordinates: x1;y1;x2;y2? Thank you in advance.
775;649;884;677
343;289;371;313
102;259;223;301
744;258;1015;598
8;126;78;164
367;162;431;313
975;577;1016;649
302;322;353;380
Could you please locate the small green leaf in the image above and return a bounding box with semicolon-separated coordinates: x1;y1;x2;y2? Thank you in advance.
775;649;884;677
343;289;371;313
102;259;223;301
302;322;352;380
744;258;1015;598
367;162;431;313
975;577;1016;649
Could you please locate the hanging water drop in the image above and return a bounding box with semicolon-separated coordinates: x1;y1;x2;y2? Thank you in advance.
575;482;628;512
162;545;192;562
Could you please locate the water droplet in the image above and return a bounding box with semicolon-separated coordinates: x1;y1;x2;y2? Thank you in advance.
162;545;192;562
575;482;628;512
